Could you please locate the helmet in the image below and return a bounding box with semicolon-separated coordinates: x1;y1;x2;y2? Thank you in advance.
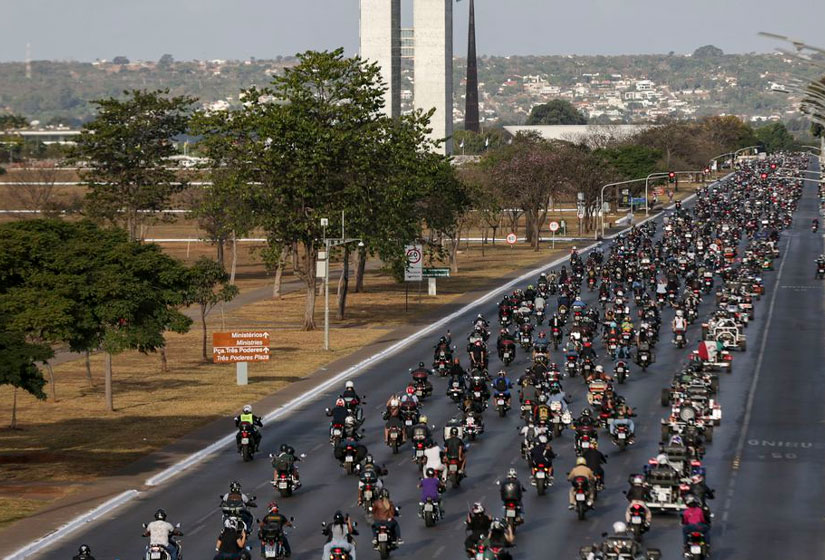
670;435;683;446
538;434;549;445
497;370;506;377
389;398;399;407
405;385;415;395
631;474;644;486
268;501;279;513
685;494;699;506
335;398;345;407
426;468;435;477
154;508;167;521
365;454;374;465
691;474;704;484
538;393;547;403
439;336;446;344
581;409;592;417
450;427;459;437
656;454;669;465
576;457;587;466
500;328;507;336
595;365;604;373
453;357;461;365
419;415;428;424
676;310;684;317
380;488;390;499
333;510;345;524
528;284;534;290
78;545;92;556
612;521;627;534
229;480;241;493
242;404;252;414
418;361;425;368
472;502;485;514
224;517;238;530
345;380;354;389
507;468;518;479
477;314;483;320
279;443;289;453
345;416;355;426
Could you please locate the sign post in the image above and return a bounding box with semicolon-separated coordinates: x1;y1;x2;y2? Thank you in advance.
422;267;450;296
404;245;423;281
506;233;517;246
549;221;559;249
213;331;271;385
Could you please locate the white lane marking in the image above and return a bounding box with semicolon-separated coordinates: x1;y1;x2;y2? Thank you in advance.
3;490;139;560
722;233;791;531
434;545;445;557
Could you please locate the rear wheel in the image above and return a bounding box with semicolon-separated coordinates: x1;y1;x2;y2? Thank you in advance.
379;542;390;560
536;478;546;496
242;445;252;462
424;511;435;527
345;462;354;475
576;501;586;520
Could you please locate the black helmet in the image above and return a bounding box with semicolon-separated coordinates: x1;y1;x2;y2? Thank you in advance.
154;508;167;521
78;545;92;555
426;467;435;477
418;361;425;368
333;510;345;524
279;443;289;453
450;427;459;437
230;480;241;493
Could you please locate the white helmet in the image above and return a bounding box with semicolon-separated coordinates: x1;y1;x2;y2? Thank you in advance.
676;310;684;317
242;405;252;414
595;365;604;373
656;453;668;465
345;381;354;389
612;521;627;534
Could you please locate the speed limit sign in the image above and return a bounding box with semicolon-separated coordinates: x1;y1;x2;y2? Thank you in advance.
549;221;559;232
506;233;517;245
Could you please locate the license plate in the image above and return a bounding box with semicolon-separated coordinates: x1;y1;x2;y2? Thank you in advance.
424;503;434;511
333;429;342;436
582;441;590;448
474;391;481;398
691;545;702;554
150;553;162;560
378;532;388;542
449;464;457;472
506;508;516;517
535;471;545;479
632;515;641;523
345;455;354;462
364;490;372;500
618;432;626;439
405;420;413;426
576;493;585;501
641;355;648;361
390;431;398;439
241;438;249;444
278;481;288;489
504;352;510;359
265;547;278;558
497;399;505;406
416;449;424;457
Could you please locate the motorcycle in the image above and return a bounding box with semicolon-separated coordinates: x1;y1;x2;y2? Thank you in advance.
551;326;562;350
237;422;256;462
614;361;629;384
374;520;399;559
411;439;427;467
260;524;291;559
575;429;597;456
674;329;686;349
684;530;710;559
627;503;649;541
420;497;442;527
519;330;533;351
271;469;296;498
565;353;579;377
433;353;450;377
446;380;465;403
500;342;516;366
386;425;404;454
611;423;634;450
446;456;464;488
816;260;825;280
636;348;651;371
571;477;592;520
464;413;483;440
329;421;345;447
531;462;553;496
142;523;182;560
493;392;510;418
340;442;361;475
502;500;521;532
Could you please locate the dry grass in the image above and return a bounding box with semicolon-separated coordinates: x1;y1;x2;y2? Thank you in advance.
0;241;568;527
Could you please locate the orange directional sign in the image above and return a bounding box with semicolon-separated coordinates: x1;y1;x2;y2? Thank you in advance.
212;331;271;363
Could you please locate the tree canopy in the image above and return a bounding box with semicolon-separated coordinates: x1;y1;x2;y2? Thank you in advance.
525;99;587;126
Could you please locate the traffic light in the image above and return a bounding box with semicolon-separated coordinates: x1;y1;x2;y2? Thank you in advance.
668;171;676;183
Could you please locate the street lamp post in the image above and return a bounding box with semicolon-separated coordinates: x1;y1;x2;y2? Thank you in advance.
598;178;650;239
708;152;735;173
320;214;364;351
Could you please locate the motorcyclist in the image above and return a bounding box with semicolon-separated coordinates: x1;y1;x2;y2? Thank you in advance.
672;309;688;344
491;370;513;408
529;435;556;472
567;457;596;510
532;331;550;360
464;503;493;555
524;284;537;302
598;521;641;558
334;436;368;467
143;508;183;560
486;518;515;560
419;467;446;516
410;361;433;395
532;393;553;426
609;402;635;438
423;440;446;478
234;404;262;452
220;481;255;533
357;455;386;505
433;334;453;363
327;398;351;430
448;357;467;383
340;381;363;423
444;426;467;474
497;329;517;361
214;518;250;560
371;488;401;545
468;340;488;371
681;495;711;550
383;397;405;444
272;444;302;488
321;511;357;560
498;468;526;523
258;502;292;558
689;473;715;505
410;414;432;455
579;340;597;362
582;441;607;489
72;545;96;560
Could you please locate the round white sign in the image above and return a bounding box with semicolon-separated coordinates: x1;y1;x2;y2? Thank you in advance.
549;221;559;232
506;233;517;245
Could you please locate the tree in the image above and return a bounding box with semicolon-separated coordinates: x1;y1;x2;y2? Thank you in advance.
158;54;174;67
112;56;130;65
693;45;724;58
16;161;60;214
186;257;239;361
71;89;196;240
0;315;51;428
594;145;663;180
452;128;512;154
525;99;587;126
755;122;798;152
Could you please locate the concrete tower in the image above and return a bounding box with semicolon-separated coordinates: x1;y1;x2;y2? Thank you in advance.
414;0;453;154
464;0;480;133
359;0;401;118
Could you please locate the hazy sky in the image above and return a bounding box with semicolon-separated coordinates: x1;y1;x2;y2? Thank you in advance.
3;0;823;62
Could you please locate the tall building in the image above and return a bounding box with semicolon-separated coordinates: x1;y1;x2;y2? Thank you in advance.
464;0;480;133
359;0;401;118
413;0;454;154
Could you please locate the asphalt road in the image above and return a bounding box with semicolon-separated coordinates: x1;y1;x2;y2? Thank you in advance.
37;166;823;560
